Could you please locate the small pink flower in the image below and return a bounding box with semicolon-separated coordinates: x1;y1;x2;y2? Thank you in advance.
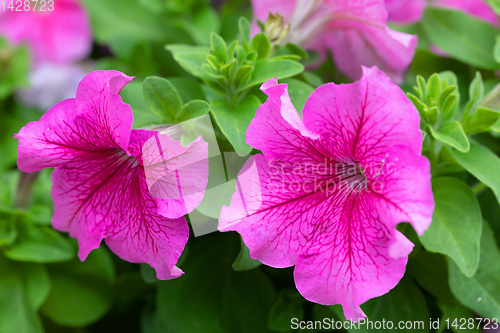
385;0;498;25
14;70;209;279
251;0;417;83
0;0;92;65
219;67;434;320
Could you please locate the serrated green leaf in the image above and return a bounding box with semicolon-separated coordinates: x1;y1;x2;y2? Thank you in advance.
143;76;183;123
448;221;500;320
449;142;500;204
428;121;469;152
420;177;482;277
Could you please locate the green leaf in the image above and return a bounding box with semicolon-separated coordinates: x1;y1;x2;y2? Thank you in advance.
251;33;271;59
153;234;276;333
4;220;74;263
84;0;174;44
210;95;261;155
0;256;50;333
166;44;211;78
168;77;206;102
494;35;500;63
0;213;18;246
419;177;482;277
40;247;115;327
448;221;500;320
463;107;500;134
422;8;500;69
239;58;304;91
143;76;183;123
426;73;442;104
121;81;163;129
238;17;251;44
409;251;455;303
449;142;500;204
428;121;470;152
210;33;228;64
176;100;210;122
488;0;500;16
331;278;429;333
232;237;261;271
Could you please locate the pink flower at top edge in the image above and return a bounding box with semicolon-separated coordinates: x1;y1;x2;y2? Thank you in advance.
219;67;434;320
251;0;417;83
0;0;92;65
14;70;209;279
385;0;498;26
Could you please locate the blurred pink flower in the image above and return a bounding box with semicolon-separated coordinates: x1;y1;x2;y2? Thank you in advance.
219;67;434;320
15;70;209;280
0;0;92;65
16;62;88;110
251;0;417;83
385;0;498;25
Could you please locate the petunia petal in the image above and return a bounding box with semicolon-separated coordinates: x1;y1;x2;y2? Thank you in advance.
302;66;422;163
219;154;337;268
294;190;413;321
51;129;189;279
324;28;417;83
139;131;209;219
14;71;134;172
384;0;425;24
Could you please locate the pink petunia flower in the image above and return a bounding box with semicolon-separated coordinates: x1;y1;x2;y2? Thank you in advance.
14;70;209;279
251;0;417;83
385;0;498;25
219;67;434;320
0;0;92;65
